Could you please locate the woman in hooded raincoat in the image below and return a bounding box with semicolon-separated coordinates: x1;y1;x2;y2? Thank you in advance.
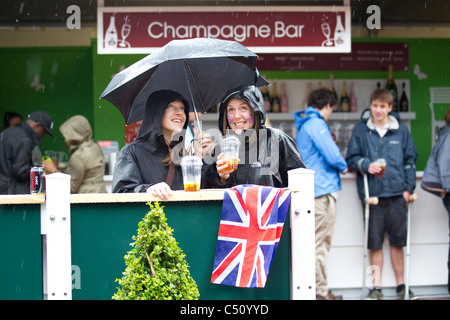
204;85;306;188
112;90;192;199
43;115;107;193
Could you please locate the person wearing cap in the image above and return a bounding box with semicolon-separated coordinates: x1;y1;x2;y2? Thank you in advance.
0;111;54;194
204;85;306;188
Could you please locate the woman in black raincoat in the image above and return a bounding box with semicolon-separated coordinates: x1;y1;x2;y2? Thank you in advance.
204;85;306;188
112;90;191;199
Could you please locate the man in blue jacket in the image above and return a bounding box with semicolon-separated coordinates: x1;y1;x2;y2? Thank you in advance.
294;88;348;300
346;89;418;300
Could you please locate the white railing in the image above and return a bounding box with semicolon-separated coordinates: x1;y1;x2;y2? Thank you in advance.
38;168;316;300
41;173;72;300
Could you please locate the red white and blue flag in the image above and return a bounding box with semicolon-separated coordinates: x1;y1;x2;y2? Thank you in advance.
211;184;291;288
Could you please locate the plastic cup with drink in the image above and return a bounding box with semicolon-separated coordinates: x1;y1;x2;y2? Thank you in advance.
221;135;240;173
180;155;203;192
375;158;387;178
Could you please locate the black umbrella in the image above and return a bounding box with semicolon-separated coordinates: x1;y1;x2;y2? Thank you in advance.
100;38;269;124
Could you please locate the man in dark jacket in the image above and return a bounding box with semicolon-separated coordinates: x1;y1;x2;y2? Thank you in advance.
421;106;450;294
346;89;418;300
0;111;54;194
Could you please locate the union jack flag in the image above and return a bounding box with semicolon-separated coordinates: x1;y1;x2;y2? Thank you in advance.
211;184;291;288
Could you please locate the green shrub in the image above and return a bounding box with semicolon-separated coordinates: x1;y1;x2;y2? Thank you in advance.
113;202;200;300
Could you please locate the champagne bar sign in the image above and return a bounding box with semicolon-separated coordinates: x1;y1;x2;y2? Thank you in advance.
97;6;351;54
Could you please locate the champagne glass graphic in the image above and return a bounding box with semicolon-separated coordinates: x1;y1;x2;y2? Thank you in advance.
119;15;131;48
321;22;333;46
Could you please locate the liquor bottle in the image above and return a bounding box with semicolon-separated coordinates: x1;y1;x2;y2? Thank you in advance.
385;64;398;111
340;81;350;112
261;86;271;112
280;82;289;113
334;14;345;47
399;82;409;112
104;15;118;49
349;82;358;112
271;82;281;113
329;74;339;112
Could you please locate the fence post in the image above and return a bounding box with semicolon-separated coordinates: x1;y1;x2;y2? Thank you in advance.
288;168;316;300
41;172;72;300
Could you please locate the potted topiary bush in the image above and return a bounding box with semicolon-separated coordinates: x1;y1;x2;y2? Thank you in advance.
113;202;199;300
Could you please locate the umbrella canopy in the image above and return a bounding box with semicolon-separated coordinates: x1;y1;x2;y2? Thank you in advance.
100;38;269;124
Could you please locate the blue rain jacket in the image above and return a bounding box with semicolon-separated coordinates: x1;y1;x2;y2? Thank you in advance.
294;107;348;198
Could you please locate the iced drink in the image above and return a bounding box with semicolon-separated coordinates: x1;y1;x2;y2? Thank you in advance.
375;158;386;178
222;135;240;173
180;155;202;192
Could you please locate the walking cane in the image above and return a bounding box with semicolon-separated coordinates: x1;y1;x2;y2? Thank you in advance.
404;193;418;300
361;174;379;299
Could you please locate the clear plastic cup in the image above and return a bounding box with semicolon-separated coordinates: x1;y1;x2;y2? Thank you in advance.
221;135;240;172
375;158;387;178
180;155;202;192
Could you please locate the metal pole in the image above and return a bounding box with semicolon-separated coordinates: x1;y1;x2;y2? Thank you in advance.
288;168;316;300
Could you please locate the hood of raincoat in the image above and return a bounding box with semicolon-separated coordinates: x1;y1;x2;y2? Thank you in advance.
111;90;192;193
293;106;322;132
137;90;190;140
59;115;93;153
218;85;266;134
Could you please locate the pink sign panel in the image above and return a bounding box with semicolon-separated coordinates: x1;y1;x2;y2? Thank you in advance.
97;6;351;54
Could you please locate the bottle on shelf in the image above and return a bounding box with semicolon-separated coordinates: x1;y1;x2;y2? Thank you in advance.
386;64;398;111
329;74;339;112
399;82;409;112
349;82;358;112
261;85;271;113
270;82;281;113
340;81;350;112
280;82;289;113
